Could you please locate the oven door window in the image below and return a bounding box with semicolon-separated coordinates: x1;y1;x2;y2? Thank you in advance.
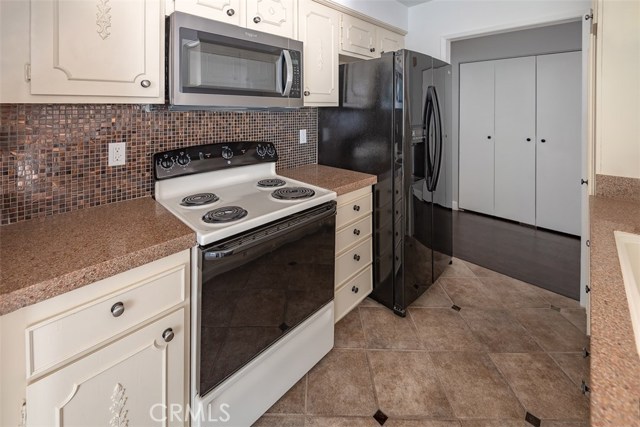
180;28;287;97
198;206;335;397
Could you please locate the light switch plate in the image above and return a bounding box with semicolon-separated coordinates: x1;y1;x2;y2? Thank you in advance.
299;129;307;144
108;142;126;166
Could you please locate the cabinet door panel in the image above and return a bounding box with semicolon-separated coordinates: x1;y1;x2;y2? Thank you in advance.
299;0;339;106
30;0;162;98
245;0;296;39
26;309;186;427
459;61;495;215
377;27;404;55
536;51;582;235
340;14;376;58
174;0;243;26
494;56;536;225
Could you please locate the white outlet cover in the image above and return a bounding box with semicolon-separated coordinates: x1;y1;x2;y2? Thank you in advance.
108;142;126;166
299;129;307;144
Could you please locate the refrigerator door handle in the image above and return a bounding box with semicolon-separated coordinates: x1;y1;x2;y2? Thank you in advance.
425;86;443;193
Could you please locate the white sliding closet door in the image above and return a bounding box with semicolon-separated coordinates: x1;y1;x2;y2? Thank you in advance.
536;52;582;235
494;57;537;225
459;61;495;216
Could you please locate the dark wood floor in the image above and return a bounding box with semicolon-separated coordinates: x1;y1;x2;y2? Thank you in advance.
453;210;581;300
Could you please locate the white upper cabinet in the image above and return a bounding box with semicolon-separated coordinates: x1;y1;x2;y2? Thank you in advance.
30;0;163;100
245;0;296;39
340;14;377;58
377;26;404;55
173;0;243;26
299;0;339;106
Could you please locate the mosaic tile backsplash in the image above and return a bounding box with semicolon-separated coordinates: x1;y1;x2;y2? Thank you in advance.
0;104;318;225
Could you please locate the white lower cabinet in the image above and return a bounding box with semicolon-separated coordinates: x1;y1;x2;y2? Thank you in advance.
0;250;191;427
334;186;373;322
26;309;186;427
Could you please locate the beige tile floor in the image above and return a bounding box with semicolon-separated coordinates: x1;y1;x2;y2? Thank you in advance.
254;259;590;427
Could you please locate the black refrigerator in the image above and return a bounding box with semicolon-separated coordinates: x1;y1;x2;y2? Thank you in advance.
318;50;452;316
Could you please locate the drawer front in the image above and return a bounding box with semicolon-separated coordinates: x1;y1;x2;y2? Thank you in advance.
337;186;371;206
336;193;373;229
26;264;188;378
336;216;372;255
335;238;372;286
335;266;373;322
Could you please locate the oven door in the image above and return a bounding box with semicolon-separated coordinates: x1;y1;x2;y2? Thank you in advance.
170;12;303;109
195;202;336;399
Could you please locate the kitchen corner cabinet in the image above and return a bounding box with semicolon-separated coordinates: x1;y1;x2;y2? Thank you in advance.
172;0;297;39
29;0;164;101
0;250;190;427
334;186;373;322
299;0;339;106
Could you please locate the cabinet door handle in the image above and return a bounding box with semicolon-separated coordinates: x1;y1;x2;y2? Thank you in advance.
353;205;360;212
353;254;361;261
226;8;235;16
370;47;376;53
304;90;310;96
111;302;125;317
162;328;174;343
540;138;546;143
526;138;531;142
353;228;361;236
487;135;492;140
352;286;359;294
253;16;261;23
140;80;151;88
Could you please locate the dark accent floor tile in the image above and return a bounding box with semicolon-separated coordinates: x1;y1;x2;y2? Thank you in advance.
360;307;422;350
252;414;305;427
549;352;590;387
409;308;484;351
441;258;476;278
305;416;380;426
307;349;377;416
335;309;366;348
511;309;589;352
490;353;589;420
440;277;504;308
367;350;453;418
477;276;550;308
410;282;454;307
559;309;587;334
459;309;542;353
430;352;524;419
385;420;461;427
266;377;306;414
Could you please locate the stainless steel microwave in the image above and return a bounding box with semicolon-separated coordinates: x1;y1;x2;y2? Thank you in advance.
169;12;303;109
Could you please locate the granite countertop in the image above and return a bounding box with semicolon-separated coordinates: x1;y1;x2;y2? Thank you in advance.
280;164;377;196
590;196;640;426
0;197;195;316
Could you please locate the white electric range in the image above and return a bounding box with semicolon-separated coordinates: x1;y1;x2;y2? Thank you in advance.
153;141;336;427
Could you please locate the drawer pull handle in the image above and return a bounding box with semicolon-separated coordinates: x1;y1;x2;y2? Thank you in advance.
352;286;359;293
353;205;360;212
353;229;361;236
110;302;125;317
353;254;361;261
162;328;174;343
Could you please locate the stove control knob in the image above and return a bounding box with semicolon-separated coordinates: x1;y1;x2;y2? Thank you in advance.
266;145;276;157
176;153;191;167
222;146;234;160
256;145;266;157
159;156;174;170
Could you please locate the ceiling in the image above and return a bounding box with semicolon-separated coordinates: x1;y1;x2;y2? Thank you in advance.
396;0;432;7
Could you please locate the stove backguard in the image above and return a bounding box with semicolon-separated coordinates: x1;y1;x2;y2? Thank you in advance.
195;201;336;398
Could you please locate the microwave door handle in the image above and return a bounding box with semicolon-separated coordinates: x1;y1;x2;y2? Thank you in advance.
282;49;294;97
276;52;284;94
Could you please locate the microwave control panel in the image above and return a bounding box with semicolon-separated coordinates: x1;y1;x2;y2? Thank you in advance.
289;50;301;99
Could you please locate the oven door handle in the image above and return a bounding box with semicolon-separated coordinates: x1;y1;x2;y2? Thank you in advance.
203;249;234;260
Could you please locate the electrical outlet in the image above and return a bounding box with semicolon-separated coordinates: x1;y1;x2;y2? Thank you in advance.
108;142;126;166
299;129;307;144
